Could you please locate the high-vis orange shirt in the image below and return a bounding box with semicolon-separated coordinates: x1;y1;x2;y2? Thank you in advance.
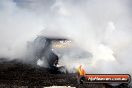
78;65;86;76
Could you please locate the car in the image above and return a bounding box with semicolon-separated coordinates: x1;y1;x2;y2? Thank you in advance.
27;36;70;73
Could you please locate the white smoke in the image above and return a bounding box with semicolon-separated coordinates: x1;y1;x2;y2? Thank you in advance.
0;0;44;59
0;0;132;74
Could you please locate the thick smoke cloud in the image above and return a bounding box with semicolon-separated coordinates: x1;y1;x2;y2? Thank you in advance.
0;0;44;59
0;0;132;74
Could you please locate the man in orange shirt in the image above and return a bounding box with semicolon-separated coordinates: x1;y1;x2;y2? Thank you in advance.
78;65;86;76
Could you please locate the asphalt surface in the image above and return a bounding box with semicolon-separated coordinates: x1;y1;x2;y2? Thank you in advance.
0;58;130;88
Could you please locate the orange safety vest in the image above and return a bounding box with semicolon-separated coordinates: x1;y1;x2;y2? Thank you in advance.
78;65;86;76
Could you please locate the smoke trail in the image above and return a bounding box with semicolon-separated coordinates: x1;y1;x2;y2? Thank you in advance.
0;0;132;74
0;0;44;59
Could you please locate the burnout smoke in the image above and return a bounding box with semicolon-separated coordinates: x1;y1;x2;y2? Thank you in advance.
0;0;132;74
